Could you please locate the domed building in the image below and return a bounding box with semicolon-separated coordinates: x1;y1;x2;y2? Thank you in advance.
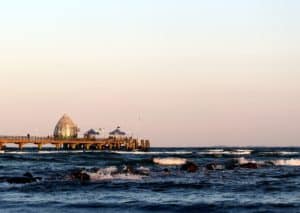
53;114;80;139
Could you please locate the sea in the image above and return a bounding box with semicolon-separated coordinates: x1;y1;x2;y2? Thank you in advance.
0;147;299;213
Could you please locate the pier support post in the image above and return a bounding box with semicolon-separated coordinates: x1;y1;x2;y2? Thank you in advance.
70;144;76;150
132;141;136;150
145;140;150;150
85;144;91;150
141;140;145;150
96;144;101;150
18;143;24;151
55;144;61;150
127;142;132;151
63;144;68;149
37;143;42;151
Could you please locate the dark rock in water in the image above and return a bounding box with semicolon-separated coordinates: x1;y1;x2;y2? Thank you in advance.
163;168;171;175
70;170;90;182
206;159;260;170
0;172;42;184
205;163;215;170
90;167;100;173
6;177;33;184
206;163;224;171
23;172;34;178
224;159;239;170
264;161;275;167
124;165;149;176
123;165;135;174
240;162;259;169
181;161;198;173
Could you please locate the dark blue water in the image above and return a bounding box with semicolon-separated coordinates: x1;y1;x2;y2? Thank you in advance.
0;147;299;213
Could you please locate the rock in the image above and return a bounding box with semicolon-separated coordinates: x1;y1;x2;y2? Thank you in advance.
224;159;239;170
181;161;198;173
123;165;135;174
205;163;224;171
163;168;171;175
264;161;275;167
0;172;42;184
23;172;34;178
70;170;90;182
124;165;150;176
240;162;259;169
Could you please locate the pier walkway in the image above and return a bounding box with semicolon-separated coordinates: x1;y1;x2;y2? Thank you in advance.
0;136;150;151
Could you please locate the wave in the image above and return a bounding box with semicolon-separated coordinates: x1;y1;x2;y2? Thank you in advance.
237;157;300;167
153;157;187;166
110;151;192;155
1;150;89;154
85;166;144;181
198;149;253;156
271;159;300;166
1;150;193;155
2;150;116;155
237;157;260;165
260;152;299;156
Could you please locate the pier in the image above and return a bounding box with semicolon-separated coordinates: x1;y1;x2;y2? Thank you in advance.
0;114;151;152
0;136;150;151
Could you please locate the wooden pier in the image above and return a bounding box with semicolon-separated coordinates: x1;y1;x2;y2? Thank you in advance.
0;136;150;151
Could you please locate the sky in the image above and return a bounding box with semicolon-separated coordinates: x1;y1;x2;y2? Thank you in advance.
0;0;299;147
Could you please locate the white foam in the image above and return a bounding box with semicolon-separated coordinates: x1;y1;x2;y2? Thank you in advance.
271;159;300;166
153;157;187;166
199;149;252;155
111;151;192;155
207;149;224;152
234;149;253;155
3;151;32;154
136;166;150;172
237;157;300;167
237;157;258;165
3;150;103;154
86;166;143;181
262;151;299;156
0;150;193;155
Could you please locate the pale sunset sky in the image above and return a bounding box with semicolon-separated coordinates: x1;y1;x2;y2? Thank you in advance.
0;1;299;146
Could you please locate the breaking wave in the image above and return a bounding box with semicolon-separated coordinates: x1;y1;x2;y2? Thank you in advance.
260;151;299;156
198;149;253;156
111;151;192;155
237;157;300;167
153;157;187;166
85;166;144;181
271;159;300;166
237;157;259;165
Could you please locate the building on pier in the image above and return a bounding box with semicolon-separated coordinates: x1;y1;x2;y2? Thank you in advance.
84;129;100;139
54;114;80;139
109;127;126;139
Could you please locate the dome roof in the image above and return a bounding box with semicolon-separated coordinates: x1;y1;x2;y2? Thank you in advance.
109;127;126;136
54;114;79;138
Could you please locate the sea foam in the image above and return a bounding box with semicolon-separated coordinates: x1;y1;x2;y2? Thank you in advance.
111;151;192;155
271;159;300;166
85;166;144;181
153;157;187;166
199;149;252;156
237;157;300;167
